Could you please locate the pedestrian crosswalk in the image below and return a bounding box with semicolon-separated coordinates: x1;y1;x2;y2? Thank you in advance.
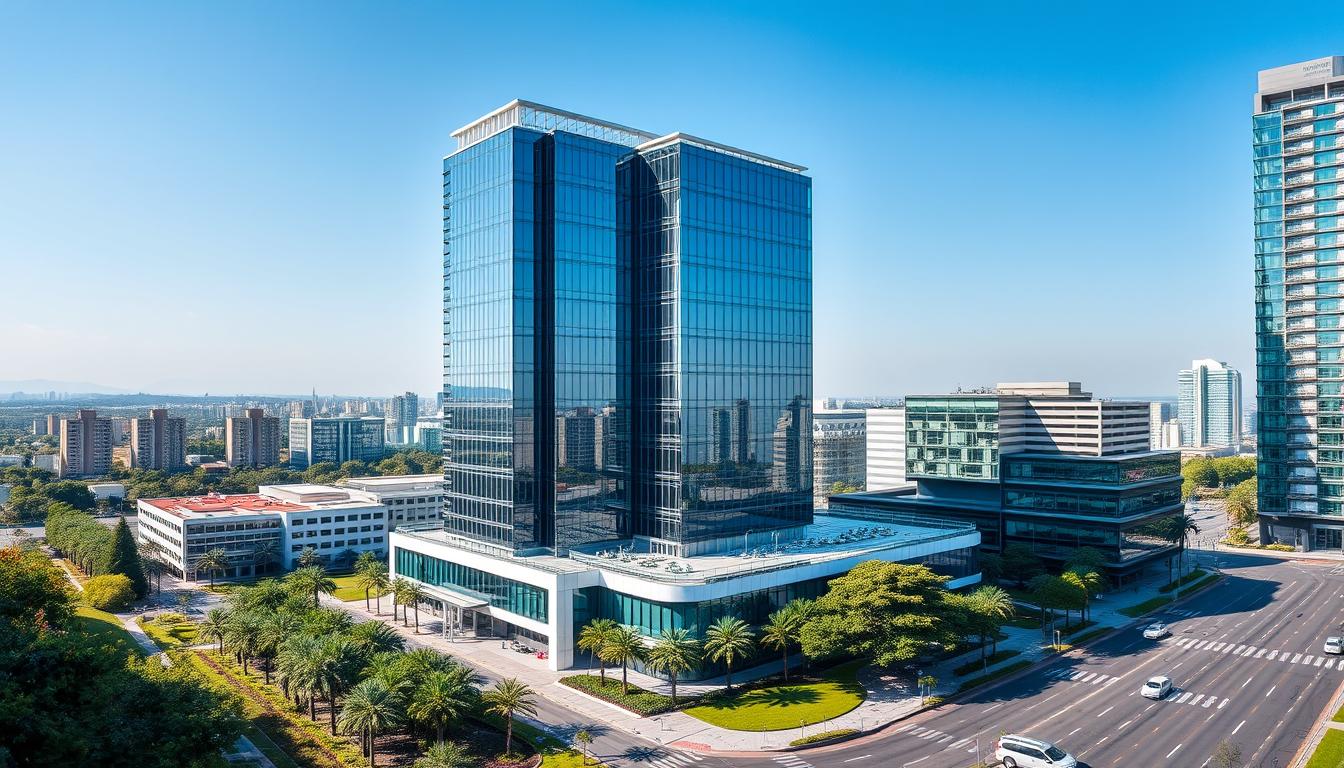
892;723;981;753
773;754;813;768
1167;637;1344;670
1156;689;1231;709
1165;608;1200;618
1043;668;1120;686
643;751;703;768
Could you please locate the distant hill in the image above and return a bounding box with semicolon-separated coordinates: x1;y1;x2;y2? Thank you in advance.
0;379;132;395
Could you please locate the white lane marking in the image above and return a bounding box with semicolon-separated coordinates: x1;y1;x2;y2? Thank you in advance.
1079;672;1097;683
1167;744;1183;759
1175;692;1193;703
1233;645;1247;654
1119;720;1133;729
1255;648;1267;658
896;724;916;733
1190;694;1205;706
1267;650;1279;660
1305;655;1316;665
936;735;953;744
842;757;872;763
1292;653;1303;663
1069;671;1086;681
949;740;969;749
1243;646;1259;656
1317;657;1326;667
1202;697;1215;708
1097;706;1114;717
1219;698;1229;709
1232;719;1246;735
1267;685;1277;697
1328;659;1337;669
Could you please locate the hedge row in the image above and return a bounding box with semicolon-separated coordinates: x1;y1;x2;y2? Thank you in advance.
559;674;682;715
789;728;858;746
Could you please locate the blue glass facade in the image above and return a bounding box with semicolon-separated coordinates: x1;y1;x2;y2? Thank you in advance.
443;105;812;556
396;547;548;622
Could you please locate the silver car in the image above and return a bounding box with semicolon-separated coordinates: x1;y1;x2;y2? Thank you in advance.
1325;636;1344;655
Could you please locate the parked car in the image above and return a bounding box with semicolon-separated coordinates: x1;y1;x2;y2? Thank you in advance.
1142;675;1173;699
1324;636;1344;655
1142;622;1170;640
994;734;1078;768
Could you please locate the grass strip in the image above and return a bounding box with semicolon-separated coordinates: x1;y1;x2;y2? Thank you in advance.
789;728;858;746
953;650;1022;676
956;660;1033;693
1305;728;1344;768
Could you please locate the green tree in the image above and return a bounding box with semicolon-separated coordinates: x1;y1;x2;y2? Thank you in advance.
1182;457;1220;491
599;624;646;695
200;608;230;655
276;634;324;715
0;544;74;629
963;585;1014;669
347;619;406;659
409;668;480;745
315;636;363;734
1212;456;1256;487
704;616;756;689
414;742;477;768
252;539;280;575
403;581;428;633
338;677;405;768
106;517;148;597
1064;546;1108;573
140;553;166;594
194;548;230;588
357;561;389;612
1170;512;1201;594
645;628;701;703
1226;478;1258;528
761;599;810;681
1029;574;1085;631
287;565;337;608
223;610;262;676
574;730;593;766
977;552;1003;585
297;546;322;569
1061;567;1107;622
1210;739;1244;768
1000;543;1045;588
84;573;136;611
482;678;538;757
800;560;962;668
577;618;618;684
256;612;303;685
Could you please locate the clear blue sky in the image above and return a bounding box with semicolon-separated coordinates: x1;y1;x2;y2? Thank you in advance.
1;1;1339;399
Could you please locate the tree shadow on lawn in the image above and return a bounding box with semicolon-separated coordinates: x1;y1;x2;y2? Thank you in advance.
699;685;823;710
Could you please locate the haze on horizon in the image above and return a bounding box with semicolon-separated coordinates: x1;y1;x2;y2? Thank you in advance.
4;2;1336;400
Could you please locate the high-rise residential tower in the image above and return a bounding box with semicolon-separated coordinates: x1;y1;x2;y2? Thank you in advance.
58;409;112;478
390;101;980;673
1177;359;1243;449
812;411;866;508
385;392;419;444
227;408;282;468
1254;57;1344;551
288;416;386;468
128;409;187;471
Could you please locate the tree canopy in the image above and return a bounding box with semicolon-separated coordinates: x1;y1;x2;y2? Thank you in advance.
800;560;965;668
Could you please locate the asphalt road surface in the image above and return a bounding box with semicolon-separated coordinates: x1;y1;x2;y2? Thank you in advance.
724;553;1344;768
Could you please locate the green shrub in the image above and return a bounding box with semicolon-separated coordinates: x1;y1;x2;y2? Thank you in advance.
788;728;858;746
84;574;135;611
1266;543;1296;552
559;674;680;715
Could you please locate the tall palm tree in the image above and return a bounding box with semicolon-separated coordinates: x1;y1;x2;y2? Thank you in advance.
276;634;323;714
194;547;230;588
966;585;1015;668
413;741;475;768
645;628;700;703
577;618;618;684
704;616;755;690
338;677;405;768
252;539;280;576
391;577;415;625
287;565;337;608
140;555;166;594
347;620;406;659
409;668;480;745
357;561;389;612
223;610;263;676
598;625;645;695
257;612;303;684
404;582;428;633
297;546;322;569
761;601;809;682
353;550;379;575
1172;512;1201;595
482;678;537;757
199;608;230;655
369;567;391;616
316;636;364;734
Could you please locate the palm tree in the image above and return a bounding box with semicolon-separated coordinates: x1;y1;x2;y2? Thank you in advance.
357;561;389;612
316;636;363;734
704;616;755;689
257;613;303;684
338;677;405;768
409;668;480;745
347;620;406;659
414;741;476;768
1172;512;1201;595
577;618;618;684
404;582;428;633
194;547;230;588
354;550;379;574
761;601;809;682
1061;568;1105;622
966;585;1014;669
297;546;322;569
369;566;391;616
598;624;645;695
252;539;280;576
287;565;337;608
277;634;323;714
482;678;537;757
391;577;415;625
223;610;262;676
645;628;700;703
574;729;593;766
141;555;166;594
200;608;230;655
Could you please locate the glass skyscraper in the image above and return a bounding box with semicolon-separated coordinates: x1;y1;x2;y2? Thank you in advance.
1254;57;1344;551
442;101;813;558
1176;359;1242;449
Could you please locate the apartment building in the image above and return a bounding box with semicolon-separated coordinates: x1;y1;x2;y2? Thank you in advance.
226;408;282;468
58;409;112;478
128;409;187;471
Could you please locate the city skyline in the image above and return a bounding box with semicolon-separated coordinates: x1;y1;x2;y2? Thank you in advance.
7;4;1344;397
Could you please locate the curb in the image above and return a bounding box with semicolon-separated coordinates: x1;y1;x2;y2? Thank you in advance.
1290;677;1344;768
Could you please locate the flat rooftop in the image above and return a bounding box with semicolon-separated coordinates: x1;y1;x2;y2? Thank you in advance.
139;493;307;519
339;474;444;490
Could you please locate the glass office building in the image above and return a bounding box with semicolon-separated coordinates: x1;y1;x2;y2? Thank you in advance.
442;102;812;557
1254;57;1344;551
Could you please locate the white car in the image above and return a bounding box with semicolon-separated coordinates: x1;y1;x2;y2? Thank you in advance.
1142;675;1173;700
995;734;1077;768
1142;622;1170;640
1324;637;1344;655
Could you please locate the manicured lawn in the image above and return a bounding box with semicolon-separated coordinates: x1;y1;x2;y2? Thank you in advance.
1305;728;1344;768
683;660;866;731
1333;702;1344;723
329;574;375;602
138;615;200;648
73;605;144;657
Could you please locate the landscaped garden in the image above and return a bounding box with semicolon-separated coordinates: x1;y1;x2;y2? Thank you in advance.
683;659;867;731
138;611;201;648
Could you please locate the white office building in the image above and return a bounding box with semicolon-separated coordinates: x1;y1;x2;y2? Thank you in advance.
865;407;907;491
337;474;444;528
1178;359;1243;449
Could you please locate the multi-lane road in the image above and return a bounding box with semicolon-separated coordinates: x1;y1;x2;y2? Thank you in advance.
716;554;1344;768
